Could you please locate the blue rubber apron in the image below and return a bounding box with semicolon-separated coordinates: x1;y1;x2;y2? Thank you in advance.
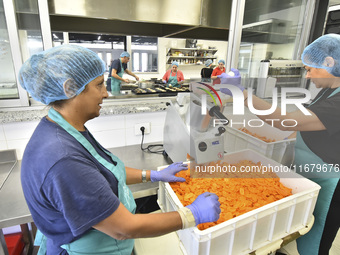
295;87;340;255
167;71;180;88
35;108;136;255
110;59;125;95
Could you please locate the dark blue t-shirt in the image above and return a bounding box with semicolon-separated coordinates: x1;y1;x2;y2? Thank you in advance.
21;117;121;255
108;59;127;77
302;88;340;164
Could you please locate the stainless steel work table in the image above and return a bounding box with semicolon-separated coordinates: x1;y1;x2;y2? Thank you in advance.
0;143;171;255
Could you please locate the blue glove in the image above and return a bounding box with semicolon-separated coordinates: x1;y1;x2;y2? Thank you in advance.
186;192;221;225
150;162;188;182
218;68;243;96
163;80;167;84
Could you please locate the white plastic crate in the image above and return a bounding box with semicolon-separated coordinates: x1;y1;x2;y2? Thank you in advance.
224;112;296;165
157;150;320;255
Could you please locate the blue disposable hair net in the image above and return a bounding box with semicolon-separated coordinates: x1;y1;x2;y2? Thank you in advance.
171;61;179;67
205;59;213;67
18;44;105;105
218;59;225;65
302;33;340;77
120;51;130;58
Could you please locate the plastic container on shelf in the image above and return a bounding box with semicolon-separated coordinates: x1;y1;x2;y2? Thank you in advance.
157;149;320;255
224;111;296;166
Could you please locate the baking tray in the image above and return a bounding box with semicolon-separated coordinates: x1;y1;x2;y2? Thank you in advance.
132;87;190;95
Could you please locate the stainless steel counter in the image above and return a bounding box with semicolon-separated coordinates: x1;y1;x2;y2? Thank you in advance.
108;145;172;198
0;144;172;255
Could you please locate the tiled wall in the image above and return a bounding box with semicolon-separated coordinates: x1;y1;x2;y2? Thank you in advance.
0;111;166;160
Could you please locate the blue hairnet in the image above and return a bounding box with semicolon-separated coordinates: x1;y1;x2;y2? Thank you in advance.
120;51;130;58
205;59;213;67
171;61;179;67
218;59;225;65
19;44;105;105
302;34;340;77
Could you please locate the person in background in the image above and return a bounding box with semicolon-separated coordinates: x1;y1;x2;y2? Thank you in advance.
211;59;226;85
219;34;340;255
162;61;185;88
19;45;221;255
106;51;139;94
201;59;213;82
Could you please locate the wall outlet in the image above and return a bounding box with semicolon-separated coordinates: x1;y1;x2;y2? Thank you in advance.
134;122;151;135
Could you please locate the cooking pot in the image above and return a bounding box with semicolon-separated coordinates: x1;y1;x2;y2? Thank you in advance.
138;81;153;89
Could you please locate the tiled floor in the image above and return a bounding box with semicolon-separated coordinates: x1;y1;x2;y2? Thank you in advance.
279;229;340;254
330;229;340;255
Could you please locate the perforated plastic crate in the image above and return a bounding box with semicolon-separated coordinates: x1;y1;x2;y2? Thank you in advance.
224;113;296;165
157;150;320;255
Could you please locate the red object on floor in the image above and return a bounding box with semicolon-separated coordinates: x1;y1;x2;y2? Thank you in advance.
4;233;25;255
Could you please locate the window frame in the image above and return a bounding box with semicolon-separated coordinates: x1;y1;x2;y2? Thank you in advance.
0;0;29;107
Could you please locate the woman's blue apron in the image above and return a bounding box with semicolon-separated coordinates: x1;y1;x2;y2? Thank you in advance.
34;108;136;255
109;60;125;95
167;71;180;88
294;87;340;255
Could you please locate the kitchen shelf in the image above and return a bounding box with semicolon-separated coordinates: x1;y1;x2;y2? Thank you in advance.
167;47;217;52
166;47;218;66
168;56;216;59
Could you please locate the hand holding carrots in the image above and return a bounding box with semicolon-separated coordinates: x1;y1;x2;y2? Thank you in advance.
186;192;221;225
150;162;188;182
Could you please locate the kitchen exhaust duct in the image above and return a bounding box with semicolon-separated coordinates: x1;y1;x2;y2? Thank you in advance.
47;0;231;41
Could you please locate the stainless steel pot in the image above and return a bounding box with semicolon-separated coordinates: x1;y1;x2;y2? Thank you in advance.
138;81;153;89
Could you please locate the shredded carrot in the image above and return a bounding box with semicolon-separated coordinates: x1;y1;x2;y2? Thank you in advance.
170;160;292;230
238;127;276;143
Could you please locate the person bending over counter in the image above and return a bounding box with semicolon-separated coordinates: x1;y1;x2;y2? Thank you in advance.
219;34;340;255
18;45;221;255
211;59;226;85
162;61;185;88
107;51;139;94
201;59;213;82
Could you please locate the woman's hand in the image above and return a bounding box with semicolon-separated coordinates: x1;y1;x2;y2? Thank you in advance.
186;192;221;225
150;162;188;182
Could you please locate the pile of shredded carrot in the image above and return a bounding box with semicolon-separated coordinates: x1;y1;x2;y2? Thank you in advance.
170;160;292;230
238;127;276;143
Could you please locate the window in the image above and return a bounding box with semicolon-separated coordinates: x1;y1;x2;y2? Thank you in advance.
239;0;309;78
131;36;158;72
0;0;18;100
52;33;126;72
0;0;37;106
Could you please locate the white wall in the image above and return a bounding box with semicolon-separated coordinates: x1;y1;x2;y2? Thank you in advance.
0;111;166;160
126;38;228;81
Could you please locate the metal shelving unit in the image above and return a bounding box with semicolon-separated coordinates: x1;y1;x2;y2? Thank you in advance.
166;48;217;66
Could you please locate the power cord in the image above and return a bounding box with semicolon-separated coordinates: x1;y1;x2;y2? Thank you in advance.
140;126;165;154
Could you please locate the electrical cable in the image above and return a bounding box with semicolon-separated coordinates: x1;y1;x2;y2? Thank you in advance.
140;126;165;154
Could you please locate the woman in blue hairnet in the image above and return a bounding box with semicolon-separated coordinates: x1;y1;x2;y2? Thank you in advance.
201;59;213;82
219;34;340;255
162;61;185;87
107;51;139;95
18;45;220;255
211;59;226;85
